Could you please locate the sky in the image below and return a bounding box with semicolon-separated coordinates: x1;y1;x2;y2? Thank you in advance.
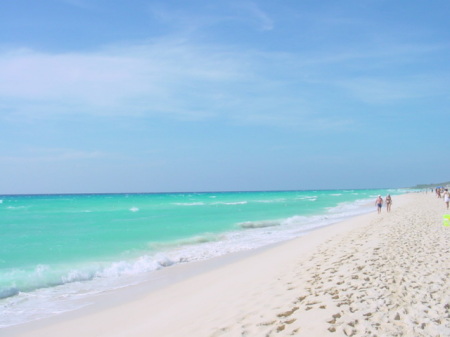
0;0;449;194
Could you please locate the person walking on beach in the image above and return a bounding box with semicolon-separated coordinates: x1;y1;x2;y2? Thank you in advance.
375;195;383;214
443;189;450;210
386;194;392;212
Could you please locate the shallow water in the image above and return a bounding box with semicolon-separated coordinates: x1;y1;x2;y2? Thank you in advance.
0;189;405;327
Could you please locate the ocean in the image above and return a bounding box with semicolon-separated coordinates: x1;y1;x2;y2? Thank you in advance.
0;189;405;327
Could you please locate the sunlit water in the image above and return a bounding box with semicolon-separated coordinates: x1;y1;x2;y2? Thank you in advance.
0;189;406;327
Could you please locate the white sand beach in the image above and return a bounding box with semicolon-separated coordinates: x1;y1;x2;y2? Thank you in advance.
4;192;450;337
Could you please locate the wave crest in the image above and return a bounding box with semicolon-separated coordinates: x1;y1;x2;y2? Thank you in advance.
172;202;205;206
238;220;281;229
0;287;19;300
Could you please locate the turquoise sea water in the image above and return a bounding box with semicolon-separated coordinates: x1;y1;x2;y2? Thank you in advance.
0;189;406;327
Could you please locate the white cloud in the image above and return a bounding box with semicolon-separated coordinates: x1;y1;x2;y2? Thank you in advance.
0;40;250;118
0;33;445;129
0;39;321;126
148;1;275;33
235;2;275;31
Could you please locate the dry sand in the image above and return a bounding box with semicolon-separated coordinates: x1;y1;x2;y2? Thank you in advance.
3;192;450;337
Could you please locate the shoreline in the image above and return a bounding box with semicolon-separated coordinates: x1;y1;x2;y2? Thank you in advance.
0;192;379;327
4;192;450;336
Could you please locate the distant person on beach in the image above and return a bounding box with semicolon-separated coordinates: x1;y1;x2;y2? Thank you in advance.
386;195;392;212
443;189;450;210
375;195;383;214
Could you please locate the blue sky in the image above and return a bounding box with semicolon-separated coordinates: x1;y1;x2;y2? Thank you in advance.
0;0;449;194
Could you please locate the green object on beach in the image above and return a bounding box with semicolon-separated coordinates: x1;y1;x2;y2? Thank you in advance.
443;214;450;227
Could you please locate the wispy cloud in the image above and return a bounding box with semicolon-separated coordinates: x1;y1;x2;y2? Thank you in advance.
0;40;248;118
0;32;446;129
1;38;313;125
233;2;275;31
148;1;274;32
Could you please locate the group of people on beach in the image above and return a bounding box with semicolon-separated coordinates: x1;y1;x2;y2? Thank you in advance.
375;194;392;214
436;187;450;210
376;188;450;213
